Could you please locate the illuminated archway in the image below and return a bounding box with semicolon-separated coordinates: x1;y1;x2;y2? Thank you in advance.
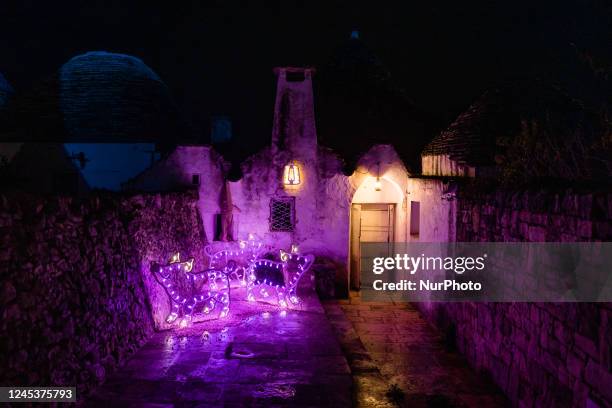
349;174;405;290
352;175;404;204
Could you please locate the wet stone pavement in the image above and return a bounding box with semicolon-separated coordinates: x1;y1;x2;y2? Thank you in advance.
88;293;352;407
323;292;509;408
90;290;508;407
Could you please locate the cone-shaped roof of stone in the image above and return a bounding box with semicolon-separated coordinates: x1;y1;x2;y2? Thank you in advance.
60;51;184;142
421;90;502;167
422;80;584;167
315;36;433;174
3;51;185;143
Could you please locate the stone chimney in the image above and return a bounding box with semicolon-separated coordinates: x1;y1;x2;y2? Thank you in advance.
271;67;317;159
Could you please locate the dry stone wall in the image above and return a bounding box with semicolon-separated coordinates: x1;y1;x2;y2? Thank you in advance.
0;190;206;398
418;189;612;407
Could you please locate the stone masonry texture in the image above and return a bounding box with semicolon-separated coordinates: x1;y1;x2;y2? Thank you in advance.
417;189;612;407
0;190;206;399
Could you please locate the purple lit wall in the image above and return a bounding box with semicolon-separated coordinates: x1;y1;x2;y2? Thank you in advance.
123;66;454;298
0;190;206;396
416;190;612;407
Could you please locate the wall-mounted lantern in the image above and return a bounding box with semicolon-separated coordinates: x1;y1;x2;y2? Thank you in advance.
374;162;382;191
374;177;382;191
283;162;301;186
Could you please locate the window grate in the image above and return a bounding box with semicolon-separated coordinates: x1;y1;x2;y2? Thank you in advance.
269;197;295;232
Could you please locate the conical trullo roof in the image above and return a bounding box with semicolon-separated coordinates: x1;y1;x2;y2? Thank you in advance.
3;51;185;143
422;79;585;168
58;51;183;141
316;35;431;174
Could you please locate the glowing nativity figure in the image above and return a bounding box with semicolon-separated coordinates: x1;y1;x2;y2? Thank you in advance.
150;252;231;327
246;245;314;308
205;234;265;288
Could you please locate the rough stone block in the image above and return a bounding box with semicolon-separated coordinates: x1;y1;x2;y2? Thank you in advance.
519;222;529;239
566;352;585;379
562;194;579;216
528;225;547;242
579;194;593;219
593;221;611;240
577;220;593;238
585;359;612;403
539;350;562;375
574;333;599;360
554;321;572;344
519;210;531;222
530;213;548;226
0;191;206;399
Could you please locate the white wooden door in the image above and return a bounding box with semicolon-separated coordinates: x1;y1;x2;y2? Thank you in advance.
350;204;395;290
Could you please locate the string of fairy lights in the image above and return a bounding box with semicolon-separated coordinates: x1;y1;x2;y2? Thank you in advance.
151;235;314;327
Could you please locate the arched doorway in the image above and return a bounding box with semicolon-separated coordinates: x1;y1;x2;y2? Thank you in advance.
349;175;404;290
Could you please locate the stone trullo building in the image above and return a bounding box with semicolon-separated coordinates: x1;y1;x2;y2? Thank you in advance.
127;66;457;294
0;52;181;193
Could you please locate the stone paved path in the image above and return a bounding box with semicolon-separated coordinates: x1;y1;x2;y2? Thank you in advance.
89;292;352;407
323;292;509;408
89;289;508;407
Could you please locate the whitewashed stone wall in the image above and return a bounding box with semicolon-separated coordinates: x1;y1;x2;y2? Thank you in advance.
126;68;453;294
229;67;321;253
229;142;442;292
128;144;452;294
406;177;456;242
126;145;227;242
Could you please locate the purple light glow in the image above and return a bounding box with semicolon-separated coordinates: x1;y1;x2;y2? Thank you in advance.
152;238;313;327
151;253;230;326
246;248;314;308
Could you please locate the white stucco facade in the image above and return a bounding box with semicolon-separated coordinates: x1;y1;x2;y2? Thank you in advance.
126;145;227;242
128;67;455;293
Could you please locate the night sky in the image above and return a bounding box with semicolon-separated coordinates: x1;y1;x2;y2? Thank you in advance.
2;0;611;146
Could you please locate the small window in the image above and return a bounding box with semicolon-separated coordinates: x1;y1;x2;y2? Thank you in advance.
269;197;295;232
191;174;200;185
214;213;223;241
410;201;420;236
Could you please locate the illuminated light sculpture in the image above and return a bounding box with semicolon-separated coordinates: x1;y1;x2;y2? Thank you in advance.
152;239;314;326
205;234;264;288
246;247;314;308
283;162;301;186
151;252;231;326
